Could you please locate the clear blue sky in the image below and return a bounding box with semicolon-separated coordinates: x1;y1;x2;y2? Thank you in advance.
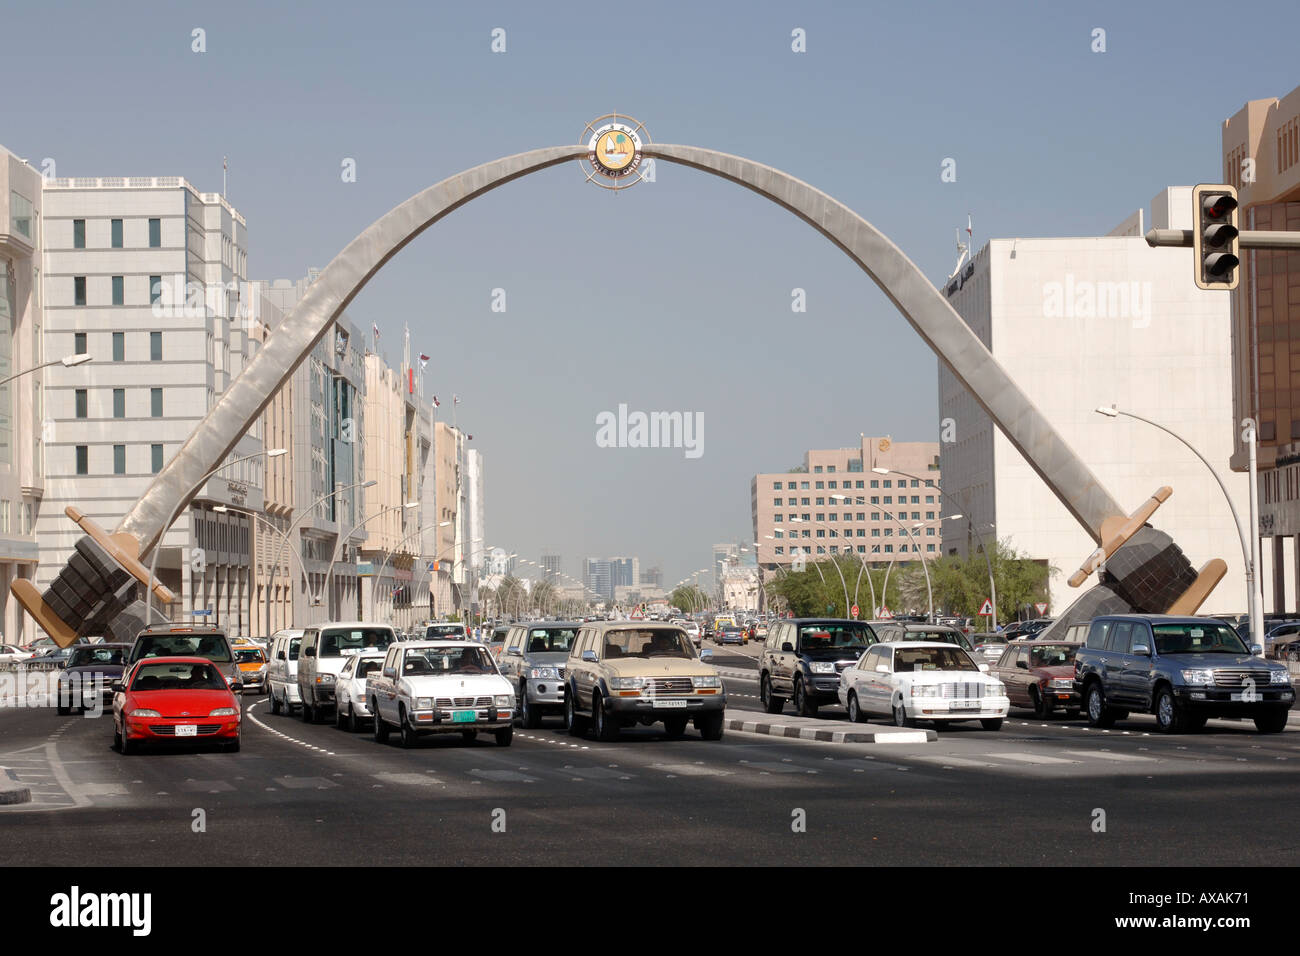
6;0;1297;591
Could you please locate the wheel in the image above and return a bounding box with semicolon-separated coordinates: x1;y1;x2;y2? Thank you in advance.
225;733;242;753
847;692;866;724
565;686;588;737
1065;709;1081;720
1254;709;1288;734
1154;686;1188;734
1084;682;1116;728
301;694;313;723
698;711;724;740
372;701;390;743
1186;714;1208;731
346;703;358;733
335;701;346;728
520;684;542;729
270;689;282;715
663;715;688;738
892;698;912;728
399;708;418;748
57;702;69;716
120;730;136;756
1029;686;1047;718
494;726;513;747
113;727;124;753
461;730;476;743
980;718;1004;731
793;678;818;717
760;675;784;715
594;695;620;742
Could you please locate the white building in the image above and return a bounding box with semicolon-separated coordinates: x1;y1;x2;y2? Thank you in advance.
39;174;266;634
938;187;1252;617
0;148;45;643
721;566;760;612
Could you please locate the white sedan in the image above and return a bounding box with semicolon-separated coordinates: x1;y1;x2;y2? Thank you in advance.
838;641;1009;730
335;651;386;732
0;644;34;664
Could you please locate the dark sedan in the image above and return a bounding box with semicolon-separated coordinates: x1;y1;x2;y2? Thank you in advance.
991;640;1081;717
57;643;130;715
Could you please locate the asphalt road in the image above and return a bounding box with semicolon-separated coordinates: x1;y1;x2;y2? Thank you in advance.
1;663;1297;866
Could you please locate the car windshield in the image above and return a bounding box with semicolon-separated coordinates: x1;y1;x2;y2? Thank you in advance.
135;635;231;663
525;628;576;653
798;623;876;651
131;661;227;691
902;629;972;650
319;628;396;658
604;629;693;659
405;646;496;675
235;649;265;664
68;647;124;667
425;625;466;639
1029;644;1078;667
1153;623;1250;655
893;647;977;672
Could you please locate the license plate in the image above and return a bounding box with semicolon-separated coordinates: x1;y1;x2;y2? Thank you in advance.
175;724;197;737
951;703;980;711
657;699;688;709
1230;692;1260;702
452;710;477;723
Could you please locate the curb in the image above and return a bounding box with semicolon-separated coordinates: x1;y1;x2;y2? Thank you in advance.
0;768;32;806
725;718;935;744
714;668;759;680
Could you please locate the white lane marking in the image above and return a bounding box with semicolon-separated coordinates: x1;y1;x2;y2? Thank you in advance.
245;699;336;756
909;755;998;768
985;752;1079;765
1061;750;1156;762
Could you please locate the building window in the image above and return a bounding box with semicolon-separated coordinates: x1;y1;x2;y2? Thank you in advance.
815;497;824;506
773;498;782;506
150;332;162;361
926;496;935;504
775;546;784;555
113;445;126;474
113;332;124;362
927;544;935;552
149;218;161;247
112;276;124;305
75;445;88;474
74;389;87;418
9;192;32;239
884;545;893;554
828;481;837;489
926;511;935;520
113;388;125;418
870;496;879;505
883;496;892;505
150;276;162;305
73;219;85;248
870;480;878;488
800;497;809;506
828;466;836;472
911;480;920;488
800;482;809;490
151;388;163;417
74;277;86;306
872;529;880;537
111;219;123;248
74;332;86;355
773;515;782;523
151;443;164;474
813;466;822;473
815;481;824;489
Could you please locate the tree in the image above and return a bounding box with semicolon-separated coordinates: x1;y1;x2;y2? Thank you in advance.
670;585;708;613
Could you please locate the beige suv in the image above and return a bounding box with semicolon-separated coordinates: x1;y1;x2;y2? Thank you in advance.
565;621;726;741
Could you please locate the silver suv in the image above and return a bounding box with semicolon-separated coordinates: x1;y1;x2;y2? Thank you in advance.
498;621;579;727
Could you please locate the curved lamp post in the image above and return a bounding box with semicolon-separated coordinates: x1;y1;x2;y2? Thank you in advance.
320;500;418;617
213;503;312;636
146;447;287;624
0;352;92;389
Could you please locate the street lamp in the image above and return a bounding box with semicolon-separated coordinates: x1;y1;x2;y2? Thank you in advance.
321;500;418;617
264;478;377;636
1095;405;1262;654
146;447;288;625
833;492;934;620
0;352;92;388
368;520;448;621
214;503;312;637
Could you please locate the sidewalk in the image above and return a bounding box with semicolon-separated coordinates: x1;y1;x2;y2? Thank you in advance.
726;712;935;744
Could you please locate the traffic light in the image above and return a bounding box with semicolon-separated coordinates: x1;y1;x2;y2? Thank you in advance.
1192;184;1240;290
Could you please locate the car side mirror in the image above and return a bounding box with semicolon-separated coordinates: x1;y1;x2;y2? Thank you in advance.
978;663;990;673
277;651;286;661
699;648;713;660
875;664;890;673
1251;644;1264;656
506;647;522;657
304;647;316;658
581;650;598;663
1016;660;1027;669
781;642;794;653
230;682;243;692
382;667;395;679
1131;643;1151;657
111;682;123;693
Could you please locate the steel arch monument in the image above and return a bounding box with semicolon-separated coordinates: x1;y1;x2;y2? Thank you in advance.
14;139;1225;644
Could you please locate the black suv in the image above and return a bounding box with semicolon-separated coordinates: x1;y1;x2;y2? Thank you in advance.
759;618;879;716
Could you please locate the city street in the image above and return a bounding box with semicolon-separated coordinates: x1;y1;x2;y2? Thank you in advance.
2;676;1296;866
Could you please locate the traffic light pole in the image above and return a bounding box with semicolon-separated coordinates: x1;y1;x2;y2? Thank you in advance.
1145;229;1300;249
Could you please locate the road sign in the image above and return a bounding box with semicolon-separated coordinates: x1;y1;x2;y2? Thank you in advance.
1035;602;1048;615
192;608;212;616
878;605;892;619
851;604;859;619
978;598;993;616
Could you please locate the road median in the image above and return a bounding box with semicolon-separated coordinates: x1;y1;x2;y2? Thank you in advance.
725;714;935;744
0;768;32;805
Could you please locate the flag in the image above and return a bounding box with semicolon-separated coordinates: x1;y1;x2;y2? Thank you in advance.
966;214;972;237
372;322;380;343
419;353;429;370
453;395;460;405
223;156;228;171
432;395;440;408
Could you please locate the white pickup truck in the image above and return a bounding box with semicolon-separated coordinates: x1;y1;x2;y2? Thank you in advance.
367;640;515;748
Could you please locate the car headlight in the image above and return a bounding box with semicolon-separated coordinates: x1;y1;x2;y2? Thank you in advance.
415;697;434;709
1049;678;1073;689
528;666;560;680
609;677;646;690
129;709;160;718
692;675;721;688
1182;669;1215;685
1271;670;1291;685
809;661;835;674
986;681;1006;696
209;707;237;717
315;674;335;684
909;685;938;698
494;694;513;708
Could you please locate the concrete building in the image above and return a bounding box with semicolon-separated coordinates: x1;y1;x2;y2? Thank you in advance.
752;438;942;575
463;447;485;613
541;553;562;584
0;148;45;643
428;421;461;617
639;565;662;588
39;173;266;635
721;566;760;612
1223;84;1300;611
583;557;612;603
938;189;1249;617
258;273;366;626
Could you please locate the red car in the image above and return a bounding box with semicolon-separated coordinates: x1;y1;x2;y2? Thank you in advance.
112;657;242;754
990;640;1082;718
